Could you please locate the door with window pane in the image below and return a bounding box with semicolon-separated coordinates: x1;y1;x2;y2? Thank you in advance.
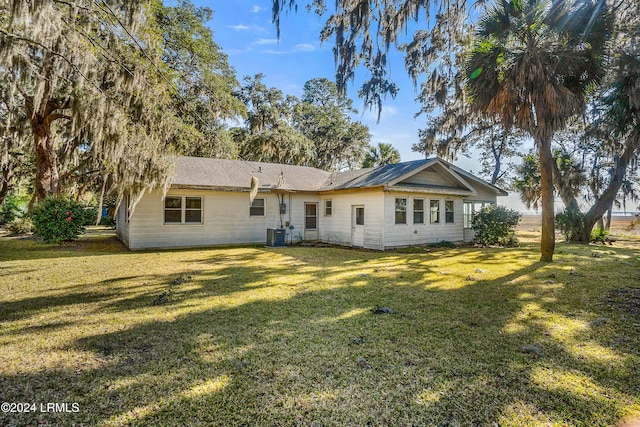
351;205;365;247
304;203;318;240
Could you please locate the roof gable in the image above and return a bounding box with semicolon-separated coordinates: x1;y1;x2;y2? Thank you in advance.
388;159;476;193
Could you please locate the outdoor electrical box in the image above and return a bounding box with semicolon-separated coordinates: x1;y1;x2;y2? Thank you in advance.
266;228;286;247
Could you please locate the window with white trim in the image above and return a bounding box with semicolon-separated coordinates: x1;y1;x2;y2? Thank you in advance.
395;198;407;224
430;199;440;224
463;201;494;228
324;200;332;216
413;198;424;224
164;196;202;224
250;198;265;216
445;200;454;223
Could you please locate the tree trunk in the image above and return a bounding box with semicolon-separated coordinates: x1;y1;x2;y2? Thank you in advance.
32;114;61;201
0;159;13;205
605;207;612;230
538;137;555;262
579;138;639;242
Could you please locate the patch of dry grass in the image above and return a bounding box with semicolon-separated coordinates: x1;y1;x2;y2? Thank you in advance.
0;228;639;426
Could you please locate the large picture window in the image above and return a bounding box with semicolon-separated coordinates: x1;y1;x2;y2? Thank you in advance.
164;196;202;224
395;198;407;224
250;198;265;216
445;200;454;223
413;198;424;224
430;200;440;224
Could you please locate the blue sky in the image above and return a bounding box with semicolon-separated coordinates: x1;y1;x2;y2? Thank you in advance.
193;0;460;165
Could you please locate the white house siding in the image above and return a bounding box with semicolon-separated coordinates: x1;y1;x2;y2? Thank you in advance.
402;166;461;188
115;198;130;247
287;194;321;242
383;191;465;248
318;191;385;250
125;189;312;250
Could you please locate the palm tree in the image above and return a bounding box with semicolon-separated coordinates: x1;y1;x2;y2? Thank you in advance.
466;0;611;261
362;143;401;168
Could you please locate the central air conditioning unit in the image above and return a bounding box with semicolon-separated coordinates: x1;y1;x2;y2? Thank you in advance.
266;228;286;247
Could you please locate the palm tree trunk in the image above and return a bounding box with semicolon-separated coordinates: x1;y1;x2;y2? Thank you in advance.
538;137;555;262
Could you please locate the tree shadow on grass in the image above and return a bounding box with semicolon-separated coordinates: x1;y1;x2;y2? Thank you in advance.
0;247;638;426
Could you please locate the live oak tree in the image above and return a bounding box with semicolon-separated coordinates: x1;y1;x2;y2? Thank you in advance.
0;0;177;208
294;78;370;171
152;0;245;159
0;0;244;214
234;75;371;170
233;74;315;165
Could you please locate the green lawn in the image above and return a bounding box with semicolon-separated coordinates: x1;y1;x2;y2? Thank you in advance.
1;229;639;426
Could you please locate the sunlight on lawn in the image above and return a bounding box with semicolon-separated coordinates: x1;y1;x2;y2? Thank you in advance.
0;230;639;426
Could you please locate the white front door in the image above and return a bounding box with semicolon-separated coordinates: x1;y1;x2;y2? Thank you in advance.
351;205;365;247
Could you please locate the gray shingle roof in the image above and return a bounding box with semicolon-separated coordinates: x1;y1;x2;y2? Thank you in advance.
172;157;330;191
322;159;435;190
170;156;507;196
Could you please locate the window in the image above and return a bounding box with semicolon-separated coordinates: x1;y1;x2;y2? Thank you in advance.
355;207;365;225
430;200;440;223
250;198;265;216
164;196;202;224
395;198;407;224
305;203;317;229
185;197;202;223
445;200;454;223
463;201;473;228
413;198;424;224
324;200;332;216
463;201;494;227
125;194;131;223
164;196;182;223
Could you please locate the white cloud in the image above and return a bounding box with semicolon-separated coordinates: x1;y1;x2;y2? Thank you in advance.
253;38;279;46
294;43;316;52
251;5;263;13
261;49;289;55
227;24;250;31
227;24;267;33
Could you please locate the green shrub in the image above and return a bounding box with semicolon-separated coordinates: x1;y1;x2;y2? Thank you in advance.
590;227;609;244
0;194;21;225
555;208;584;241
99;216;116;227
6;217;34;234
472;205;521;247
80;205;98;226
31;197;86;243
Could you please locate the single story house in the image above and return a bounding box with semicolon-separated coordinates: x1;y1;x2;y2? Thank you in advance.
116;156;507;250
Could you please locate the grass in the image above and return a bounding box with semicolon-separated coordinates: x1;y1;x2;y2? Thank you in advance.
0;228;639;426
